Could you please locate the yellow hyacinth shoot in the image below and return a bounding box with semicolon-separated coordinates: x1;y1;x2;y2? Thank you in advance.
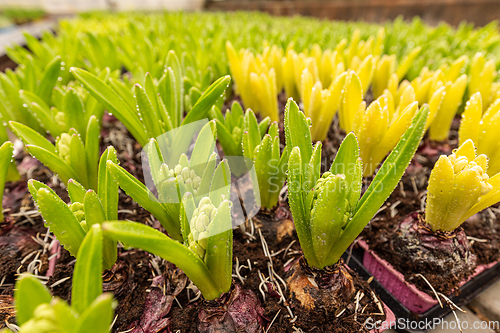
428;74;468;141
339;70;363;133
226;41;279;122
352;93;419;176
426;139;500;231
468;52;497;110
459;93;500;176
300;70;347;141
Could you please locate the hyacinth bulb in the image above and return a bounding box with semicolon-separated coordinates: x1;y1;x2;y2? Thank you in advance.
426;139;500;231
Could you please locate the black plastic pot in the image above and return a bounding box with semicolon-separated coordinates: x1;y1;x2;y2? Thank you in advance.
343;246;500;333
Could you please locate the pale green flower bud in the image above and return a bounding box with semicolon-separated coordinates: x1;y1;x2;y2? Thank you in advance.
198;231;208;250
69;202;85;222
54;112;66;130
181;167;190;180
20;303;63;333
199;197;212;207
174;164;182;176
196;213;209;232
57;133;71;164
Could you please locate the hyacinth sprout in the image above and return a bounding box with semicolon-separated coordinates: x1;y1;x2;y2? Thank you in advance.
285;98;428;269
426;139;500;232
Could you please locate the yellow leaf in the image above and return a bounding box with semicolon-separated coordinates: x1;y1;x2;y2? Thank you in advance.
455;139;476;161
311;72;347;141
468;52;485;98
426;86;446;130
478;112;500;172
283;53;299;100
446;55;468;82
458;92;482;146
387;72;399;99
426;155;455;231
372;55;395;99
413;77;433;104
300;69;315;117
346;29;361;67
396;82;416;116
356;101;388;176
309;81;323;126
462;173;500;222
366;102;418;176
429;74;468;141
356;55;376;93
339;71;363;132
381;89;395;120
396;46;421;80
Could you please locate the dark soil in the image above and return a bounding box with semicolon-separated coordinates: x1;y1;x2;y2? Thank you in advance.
170;210;387;332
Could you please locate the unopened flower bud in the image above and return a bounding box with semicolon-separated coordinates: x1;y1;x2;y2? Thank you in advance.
453;156;468;173
174;164;182;176
182;167;190;180
57;133;72;164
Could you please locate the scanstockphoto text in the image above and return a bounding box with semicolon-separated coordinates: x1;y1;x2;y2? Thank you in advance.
364;317;500;331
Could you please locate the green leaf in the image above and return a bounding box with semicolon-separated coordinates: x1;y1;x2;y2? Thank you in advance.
310;176;347;268
0;142;13;221
180;192;196;244
190;121;216;169
9;121;56;154
329;105;429;264
98;146;118;221
70;133;89;189
242;110;261;160
144;73;159;116
84;190;106;228
51;298;78;332
215;119;241;156
72;224;103;315
36;56;62;105
70;67;148;146
330;133;362;209
205;200;233;293
102;221;224;300
287;147;320;268
158;67;178;128
197;153;217;197
62;88;86;138
74;293;115;333
108;77;135;111
258;117;271;138
30;181;86;257
84;190;116;270
304;142;322;195
166;50;184;128
284;98;312;169
86;115;100;191
209;159;231;207
68;179;86;203
107;161;182;241
14;274;52;325
254;134;272;207
182;76;231;126
19;90;62;138
25;145;75;185
135;83;162;139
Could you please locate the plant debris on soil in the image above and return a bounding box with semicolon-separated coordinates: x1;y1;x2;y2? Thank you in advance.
4;90;497;331
1;102;388;332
